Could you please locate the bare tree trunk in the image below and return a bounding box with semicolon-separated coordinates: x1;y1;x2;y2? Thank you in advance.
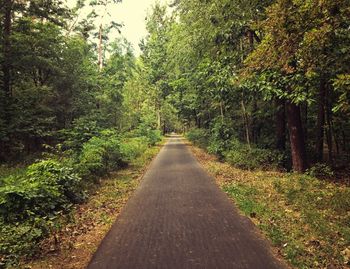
286;101;307;172
303;103;308;143
98;24;103;70
2;0;12;98
342;129;347;152
156;107;161;130
325;89;333;163
220;100;224;123
251;97;258;144
316;80;326;162
0;0;13;161
276;98;286;150
241;94;251;149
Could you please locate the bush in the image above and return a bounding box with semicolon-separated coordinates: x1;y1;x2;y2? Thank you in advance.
146;129;162;146
0;128;163;266
207;118;236;158
78;129;123;179
60;117;101;152
120;137;148;163
306;163;334;179
186;128;209;148
224;140;285;170
0;159;81;222
0;219;51;266
135;125;162;146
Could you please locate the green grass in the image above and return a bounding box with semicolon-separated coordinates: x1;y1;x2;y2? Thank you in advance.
191;145;350;269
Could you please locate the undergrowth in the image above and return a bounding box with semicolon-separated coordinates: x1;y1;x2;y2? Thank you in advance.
23;140;163;269
0;128;162;267
190;144;350;269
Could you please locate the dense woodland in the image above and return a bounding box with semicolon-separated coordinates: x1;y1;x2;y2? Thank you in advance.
0;0;350;267
1;0;350;172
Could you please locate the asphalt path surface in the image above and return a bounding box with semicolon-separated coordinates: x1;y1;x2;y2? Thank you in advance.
87;136;287;269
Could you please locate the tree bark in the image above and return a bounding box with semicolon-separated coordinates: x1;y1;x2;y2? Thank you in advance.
219;100;224;123
2;0;12;98
241;97;251;149
325;88;333;163
251;97;258;144
0;0;13;161
156;107;161;130
286;101;307;172
98;24;103;70
275;98;286;150
316;80;326;162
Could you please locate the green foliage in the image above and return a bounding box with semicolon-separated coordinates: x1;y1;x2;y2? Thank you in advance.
0;130;162;266
333;74;350;115
207;118;236;158
186;129;209;149
224;141;285;170
61;118;101;152
136;124;162;146
0;221;47;266
120;137;149;163
146;130;162;146
78;130;123;179
0;160;81;222
187;126;284;170
306;163;334;179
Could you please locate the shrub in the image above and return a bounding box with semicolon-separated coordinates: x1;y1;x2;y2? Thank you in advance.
186;128;209;148
78;129;123;179
60;117;100;152
120;137;148;163
0;159;81;222
0;219;50;266
224;140;285;170
306;163;334;179
0;129;163;266
146;129;162;146
207;118;236;158
135;125;162;146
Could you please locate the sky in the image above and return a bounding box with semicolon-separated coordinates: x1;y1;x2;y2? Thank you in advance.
67;0;168;55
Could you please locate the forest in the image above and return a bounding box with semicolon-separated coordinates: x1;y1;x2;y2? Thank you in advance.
0;0;350;268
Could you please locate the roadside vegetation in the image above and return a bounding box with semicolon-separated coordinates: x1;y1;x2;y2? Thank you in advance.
0;129;162;267
187;136;350;268
0;1;167;267
1;0;350;268
23;141;164;269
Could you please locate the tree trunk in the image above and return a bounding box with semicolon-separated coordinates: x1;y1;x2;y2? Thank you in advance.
220;100;224;123
98;24;103;70
325;89;333;163
0;0;13;161
342;129;347;152
156;107;161;130
251;97;258;144
241;96;251;149
276;98;286;150
303;103;308;143
286;102;307;172
316;80;326;162
2;0;12;98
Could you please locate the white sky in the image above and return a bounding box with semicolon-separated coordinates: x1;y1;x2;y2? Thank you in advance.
67;0;168;55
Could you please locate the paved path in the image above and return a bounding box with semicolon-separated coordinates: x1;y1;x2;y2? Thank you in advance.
87;136;286;269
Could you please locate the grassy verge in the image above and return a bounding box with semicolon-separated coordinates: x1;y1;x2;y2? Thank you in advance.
188;142;350;269
18;140;165;269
